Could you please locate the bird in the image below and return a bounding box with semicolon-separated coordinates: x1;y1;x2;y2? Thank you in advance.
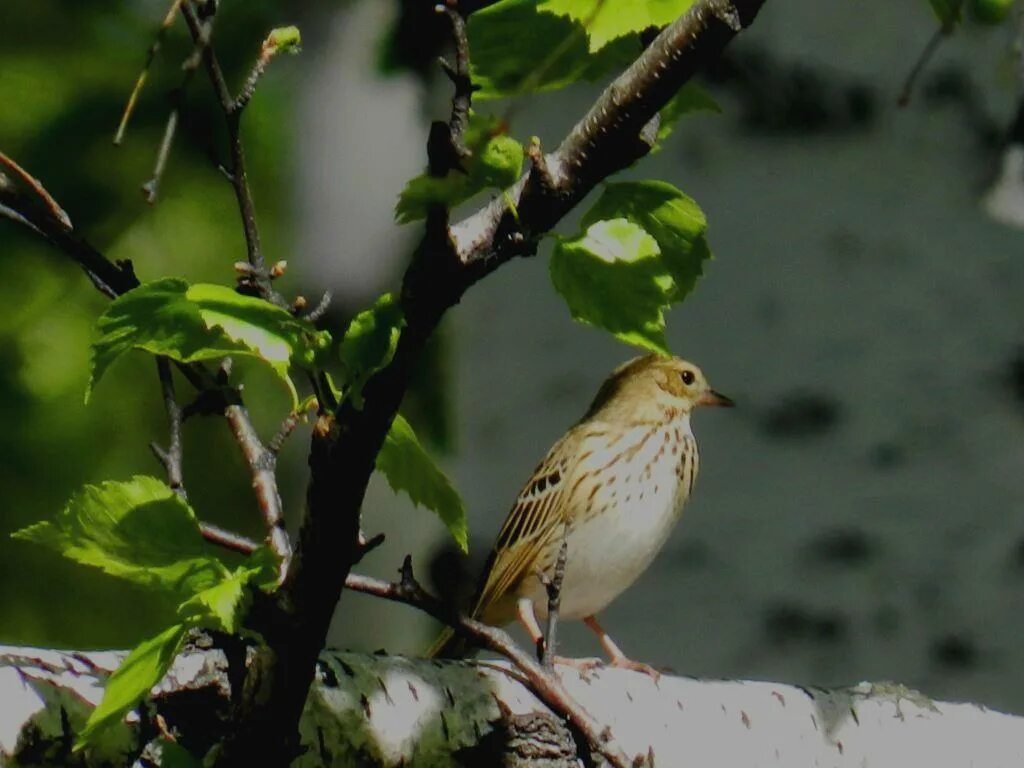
427;354;733;675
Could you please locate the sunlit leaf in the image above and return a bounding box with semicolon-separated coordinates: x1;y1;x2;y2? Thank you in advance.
12;476;228;597
176;564;264;634
396;114;523;222
468;0;636;100
377;414;468;552
550;218;672;352
76;623;187;747
89;278;330;406
538;0;697;51
581;180;710;303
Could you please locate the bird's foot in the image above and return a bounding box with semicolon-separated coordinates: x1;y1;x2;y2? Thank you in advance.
553;656;604;681
606;655;663;683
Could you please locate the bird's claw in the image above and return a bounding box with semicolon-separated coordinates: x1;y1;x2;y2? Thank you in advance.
607;656;663;683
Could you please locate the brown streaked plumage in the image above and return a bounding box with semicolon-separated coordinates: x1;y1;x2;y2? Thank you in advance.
428;354;733;674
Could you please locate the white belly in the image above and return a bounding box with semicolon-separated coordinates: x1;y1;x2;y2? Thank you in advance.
531;420;697;620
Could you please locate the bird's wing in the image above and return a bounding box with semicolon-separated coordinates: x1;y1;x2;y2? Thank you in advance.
471;428;586;621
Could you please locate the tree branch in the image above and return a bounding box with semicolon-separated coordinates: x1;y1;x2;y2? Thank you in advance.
218;2;766;765
4;644;1024;768
152;357;186;497
346;558;634;768
179;0;280;304
222;403;291;581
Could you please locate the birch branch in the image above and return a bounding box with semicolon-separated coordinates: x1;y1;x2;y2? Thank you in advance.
2;646;1021;767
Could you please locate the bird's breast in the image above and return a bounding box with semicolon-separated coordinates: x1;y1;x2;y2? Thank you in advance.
534;418;698;620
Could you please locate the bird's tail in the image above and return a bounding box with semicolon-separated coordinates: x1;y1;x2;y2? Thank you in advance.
425;625;475;659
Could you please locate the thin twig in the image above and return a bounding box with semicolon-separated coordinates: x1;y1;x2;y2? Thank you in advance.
114;0;183;145
345;558;635;768
897;24;950;108
141;3;211;203
0;151;137;298
438;1;473;160
303;292;332;323
154;357;186;498
179;0;283;305
200;522;259;556
223;404;291;582
539;522;570;669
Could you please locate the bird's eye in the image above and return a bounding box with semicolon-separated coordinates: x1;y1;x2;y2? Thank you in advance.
680;370;695;386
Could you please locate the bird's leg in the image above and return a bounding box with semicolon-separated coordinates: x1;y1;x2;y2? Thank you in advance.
516;597;546;660
517;598;603;672
583;615;662;681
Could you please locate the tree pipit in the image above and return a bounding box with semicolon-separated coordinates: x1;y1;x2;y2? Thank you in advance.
429;354;733;678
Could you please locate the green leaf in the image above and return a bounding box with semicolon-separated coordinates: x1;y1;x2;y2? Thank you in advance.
581;180;710;303
551;218;672;352
395;114;524;223
12;476;228;597
656;82;721;145
927;0;963;26
177;563;264;634
77;623;187;747
89;278;330;406
468;0;636;100
538;0;697;51
377;414;468;552
337;292;405;406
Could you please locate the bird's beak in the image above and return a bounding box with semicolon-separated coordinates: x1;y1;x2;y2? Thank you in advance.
698;389;735;408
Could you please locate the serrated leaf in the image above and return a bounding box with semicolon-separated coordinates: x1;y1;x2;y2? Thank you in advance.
551;218;671;352
176;564;263;634
539;0;697;51
76;623;187;747
12;476;229;597
337;292;405;406
377;414;468;552
468;0;636;100
89;278;330;407
656;82;721;145
581;180;710;303
396;114;523;223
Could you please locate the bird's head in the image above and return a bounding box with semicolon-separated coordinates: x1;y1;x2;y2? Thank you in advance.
585;354;734;421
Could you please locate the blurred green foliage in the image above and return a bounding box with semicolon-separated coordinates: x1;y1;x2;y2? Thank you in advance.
0;0;302;648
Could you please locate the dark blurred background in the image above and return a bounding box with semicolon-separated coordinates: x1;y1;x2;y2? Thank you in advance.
2;0;1023;716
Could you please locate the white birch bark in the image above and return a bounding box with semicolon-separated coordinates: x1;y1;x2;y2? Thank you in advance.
1;645;1021;767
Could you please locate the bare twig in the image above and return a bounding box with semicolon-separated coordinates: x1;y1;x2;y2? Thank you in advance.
267;412;301;455
114;0;183;145
345;558;635;768
437;1;473;161
200;522;259;556
153;357;186;498
0;151;138;298
140;2;212;203
303;291;332;323
539;522;570;669
179;0;283;305
223;404;291;582
897;25;950;108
